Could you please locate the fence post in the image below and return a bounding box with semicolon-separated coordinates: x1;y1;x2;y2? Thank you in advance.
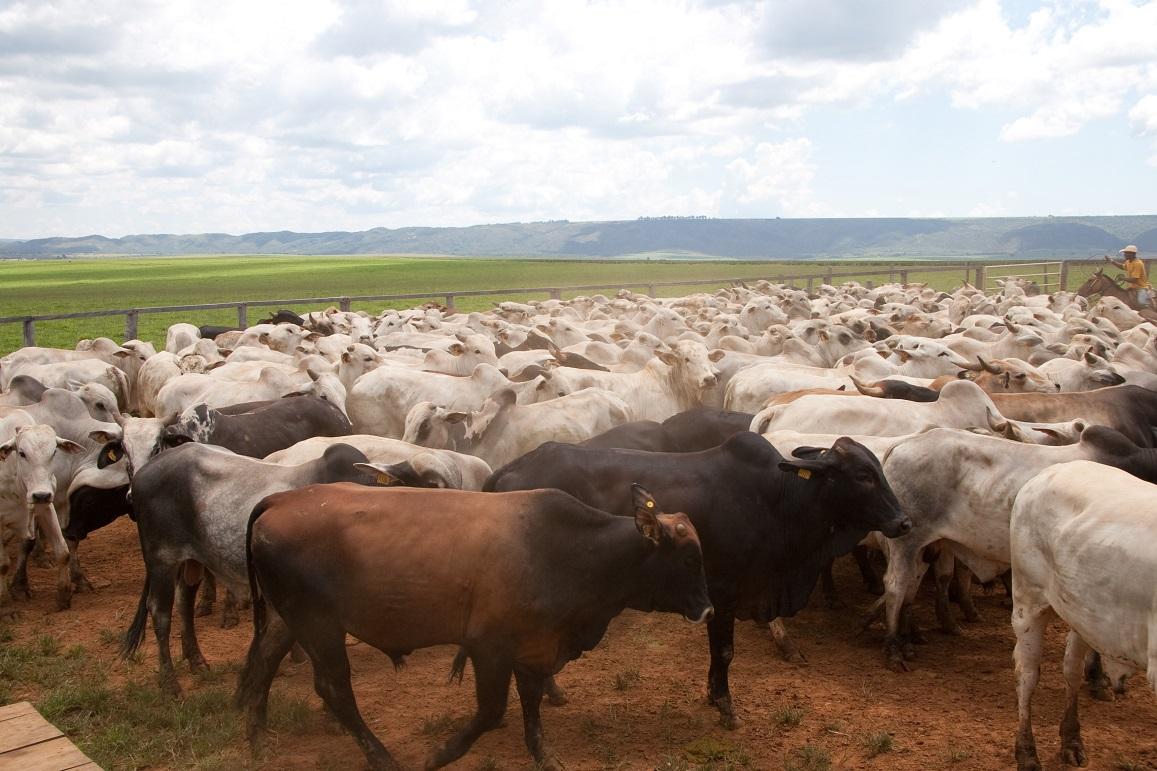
806;277;814;293
549;288;561;300
339;296;352;312
646;284;656;297
1059;261;1069;291
444;293;456;311
124;310;139;341
22;318;35;347
889;269;895;283
823;269;833;286
237;303;248;328
899;270;909;286
975;265;986;291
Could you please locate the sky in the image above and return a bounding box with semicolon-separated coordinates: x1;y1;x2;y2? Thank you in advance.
1;0;1155;239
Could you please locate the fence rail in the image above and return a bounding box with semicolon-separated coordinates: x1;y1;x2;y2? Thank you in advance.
0;258;1114;349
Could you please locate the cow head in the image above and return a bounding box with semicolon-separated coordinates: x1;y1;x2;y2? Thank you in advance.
629;484;713;624
655;340;722;400
402;401;468;450
778;438;910;538
0;425;84;524
354;452;463;490
90;412;192;476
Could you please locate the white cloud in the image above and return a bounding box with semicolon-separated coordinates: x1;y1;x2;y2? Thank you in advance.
0;0;1155;237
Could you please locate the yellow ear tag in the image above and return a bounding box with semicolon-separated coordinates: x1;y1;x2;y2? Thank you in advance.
645;500;654;508
376;473;394;485
797;469;812;480
107;449;118;462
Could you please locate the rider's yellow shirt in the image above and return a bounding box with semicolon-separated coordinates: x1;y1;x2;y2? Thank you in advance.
1125;258;1150;289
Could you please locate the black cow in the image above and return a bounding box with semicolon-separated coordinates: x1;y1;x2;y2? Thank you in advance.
199;324;240;339
173;396;351;458
257;309;306;326
582;407;753;452
122;442;376;694
486;432;909;727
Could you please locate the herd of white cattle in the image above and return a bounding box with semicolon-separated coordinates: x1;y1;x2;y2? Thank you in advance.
1;275;1155;769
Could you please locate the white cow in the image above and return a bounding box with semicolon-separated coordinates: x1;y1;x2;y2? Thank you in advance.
264;435;492;491
1010;461;1157;771
405;387;633;470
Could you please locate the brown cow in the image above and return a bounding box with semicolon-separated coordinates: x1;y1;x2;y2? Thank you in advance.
236;482;713;771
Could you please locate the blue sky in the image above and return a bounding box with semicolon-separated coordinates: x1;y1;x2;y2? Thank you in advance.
0;0;1154;238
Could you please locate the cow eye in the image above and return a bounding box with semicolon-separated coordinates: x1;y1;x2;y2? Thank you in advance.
18;451;26;459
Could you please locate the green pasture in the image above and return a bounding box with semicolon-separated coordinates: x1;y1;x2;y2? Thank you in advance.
0;255;1101;353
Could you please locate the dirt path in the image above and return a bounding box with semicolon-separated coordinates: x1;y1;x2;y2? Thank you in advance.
4;516;1156;770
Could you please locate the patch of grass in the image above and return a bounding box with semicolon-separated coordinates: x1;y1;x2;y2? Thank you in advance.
613;668;642;690
420;712;461;737
474;757;499;771
784;744;832;771
945;747;971;764
657;756;691;771
683;736;751;769
268;693;317;734
1115;759;1144;771
775;704;805;728
0;255;979;353
863;731;893;758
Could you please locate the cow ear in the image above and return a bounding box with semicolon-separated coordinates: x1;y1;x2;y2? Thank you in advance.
355;461;417;487
656;350;679;366
56;438;85;455
631;483;662;544
89;429;120;444
444;411;469;423
96;441;125;469
447;342;465;356
341;351;352;363
708;348;725;362
0;441;14;461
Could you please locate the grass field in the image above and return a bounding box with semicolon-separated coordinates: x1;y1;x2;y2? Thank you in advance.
0;255;1099;353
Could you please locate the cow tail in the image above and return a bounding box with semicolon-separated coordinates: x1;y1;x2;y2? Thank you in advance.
120;573;150;660
449;646;470;685
235;497;272;710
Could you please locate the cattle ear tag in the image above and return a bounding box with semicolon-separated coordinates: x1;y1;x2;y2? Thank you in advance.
645;500;654;509
107;449;118;462
376;473;395;486
797;468;812;480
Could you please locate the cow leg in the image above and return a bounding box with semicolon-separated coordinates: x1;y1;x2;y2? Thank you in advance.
0;538;14;617
294;623;398;770
706;610;739;728
146;566;181;695
766;618;805;663
10;538;33;601
236;611;296;748
426;651;512;769
66;539;95;594
853;544;884;595
820;558;844;609
34;506;71;611
514;667;561;771
1060;631;1089;767
221;588;240;629
953;564;981;622
178;561;209;672
1012;591;1048;771
1084;652;1114;701
195;571;216;617
933;549;962;635
882;543;927;671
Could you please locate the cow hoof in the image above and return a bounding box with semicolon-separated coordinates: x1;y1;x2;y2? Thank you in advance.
188;657;210;674
825;596;847;610
1061;741;1087;767
221;613;239;630
72;577;96;594
1088;685;1115;702
10;583;30;601
886;656;911;673
908;627;928;645
535;752;564;771
781;650;806;664
54;588;72;611
195;600;214;618
546;682;569;707
160;675;183;698
719;712;741;730
940;623;963;637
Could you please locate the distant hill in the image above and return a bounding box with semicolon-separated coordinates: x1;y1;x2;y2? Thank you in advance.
3;216;1155;260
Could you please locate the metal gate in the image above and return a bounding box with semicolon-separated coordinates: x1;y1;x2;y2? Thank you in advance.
982;261;1063;293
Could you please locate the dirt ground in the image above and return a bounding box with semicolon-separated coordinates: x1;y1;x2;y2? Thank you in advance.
4;516;1156;771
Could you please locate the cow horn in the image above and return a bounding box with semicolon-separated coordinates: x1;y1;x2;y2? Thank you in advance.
851;376;885;397
978;356;1003;374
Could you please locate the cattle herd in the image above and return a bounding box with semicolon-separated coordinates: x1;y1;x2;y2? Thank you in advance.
1;276;1156;770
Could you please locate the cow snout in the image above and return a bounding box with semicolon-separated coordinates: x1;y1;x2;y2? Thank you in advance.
700;375;718;389
29;491;53;504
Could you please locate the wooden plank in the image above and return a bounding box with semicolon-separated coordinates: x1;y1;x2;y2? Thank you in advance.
0;702;35;723
0;711;62;753
0;735;93;771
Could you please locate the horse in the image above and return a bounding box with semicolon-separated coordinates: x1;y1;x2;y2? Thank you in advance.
1075;268;1157;314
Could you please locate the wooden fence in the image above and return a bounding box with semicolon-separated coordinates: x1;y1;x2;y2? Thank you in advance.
0;258;1112;349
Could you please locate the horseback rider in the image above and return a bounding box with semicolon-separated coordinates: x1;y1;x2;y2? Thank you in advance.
1104;245;1155;310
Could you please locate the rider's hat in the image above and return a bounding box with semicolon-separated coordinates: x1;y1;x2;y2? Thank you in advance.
1121;245;1139;255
